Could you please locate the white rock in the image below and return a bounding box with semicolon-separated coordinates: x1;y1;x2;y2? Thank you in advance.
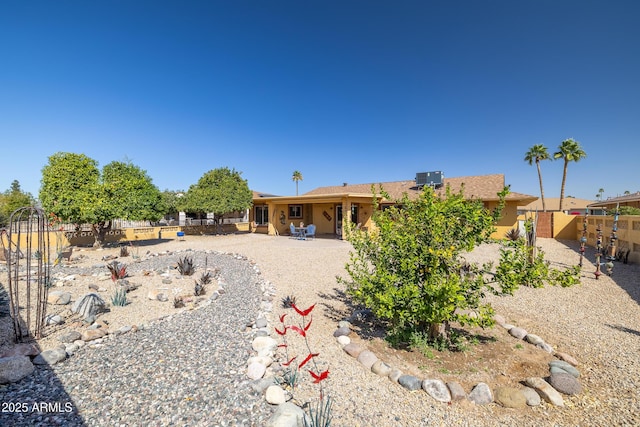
265;385;287;405
337;335;351;346
247;361;267;380
252;336;278;353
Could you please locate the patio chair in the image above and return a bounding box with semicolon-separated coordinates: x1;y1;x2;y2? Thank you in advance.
305;224;316;240
289;223;300;239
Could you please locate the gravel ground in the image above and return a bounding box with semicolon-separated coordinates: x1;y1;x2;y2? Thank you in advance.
1;233;639;426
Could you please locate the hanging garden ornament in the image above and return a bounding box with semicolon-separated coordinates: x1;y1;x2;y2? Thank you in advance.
594;223;603;279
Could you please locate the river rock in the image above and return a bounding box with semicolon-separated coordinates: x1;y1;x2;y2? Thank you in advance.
549;360;580;378
0;356;35;383
468;382;493;405
71;293;106;321
548;372;582;395
509;327;528;339
494;386;527;408
356;350;378;369
525;377;564;406
47;290;72;305
33;347;67;365
398;375;422;391
422;379;451;403
265;385;287;405
446;381;467;401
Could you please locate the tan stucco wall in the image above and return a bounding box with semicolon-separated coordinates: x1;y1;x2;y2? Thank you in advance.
491;201;519;239
582;215;640;264
553;213;580;240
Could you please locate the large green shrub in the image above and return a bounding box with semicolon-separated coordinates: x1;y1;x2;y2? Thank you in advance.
340;185;579;347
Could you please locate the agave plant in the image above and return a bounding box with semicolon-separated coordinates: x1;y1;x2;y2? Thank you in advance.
281;295;297;309
199;271;213;285
194;280;206;296
107;261;128;282
173;296;185;308
111;285;128;307
505;228;521;241
177;256;195;276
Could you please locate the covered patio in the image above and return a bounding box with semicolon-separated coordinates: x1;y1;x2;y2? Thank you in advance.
249;193;381;239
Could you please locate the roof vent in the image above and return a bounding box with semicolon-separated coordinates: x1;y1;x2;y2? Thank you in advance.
415;171;443;188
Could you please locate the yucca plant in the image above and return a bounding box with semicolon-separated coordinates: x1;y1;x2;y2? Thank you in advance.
177;256;195;276
111;285;128;307
107;261;128;281
304;396;333;427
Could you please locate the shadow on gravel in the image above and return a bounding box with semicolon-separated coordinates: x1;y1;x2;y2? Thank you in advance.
559;239;640;306
0;283;84;427
605;324;640;338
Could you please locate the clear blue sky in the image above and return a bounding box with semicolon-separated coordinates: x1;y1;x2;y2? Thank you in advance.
1;1;639;201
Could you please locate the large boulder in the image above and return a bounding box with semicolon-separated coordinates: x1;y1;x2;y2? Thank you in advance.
0;356;34;384
71;293;106;322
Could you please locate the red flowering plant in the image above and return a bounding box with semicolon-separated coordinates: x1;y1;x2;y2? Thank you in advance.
275;301;333;426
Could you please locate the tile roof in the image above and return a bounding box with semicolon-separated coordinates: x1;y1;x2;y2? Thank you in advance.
519;197;594;211
304;174;536;203
588;192;640;207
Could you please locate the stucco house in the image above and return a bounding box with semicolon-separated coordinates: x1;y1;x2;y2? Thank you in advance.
587;192;640;213
250;173;536;240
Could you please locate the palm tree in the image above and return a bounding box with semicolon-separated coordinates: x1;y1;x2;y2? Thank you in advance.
624;190;631;195
292;170;303;196
554;138;587;212
597;188;604;201
524;144;551;212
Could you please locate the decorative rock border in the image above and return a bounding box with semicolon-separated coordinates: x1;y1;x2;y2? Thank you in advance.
246;289;585;425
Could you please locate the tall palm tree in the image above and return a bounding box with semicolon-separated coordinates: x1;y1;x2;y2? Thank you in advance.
597;188;604;201
292;170;303;196
524;144;551;212
554;138;587;212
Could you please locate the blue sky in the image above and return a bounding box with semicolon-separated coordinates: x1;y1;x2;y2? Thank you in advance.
1;1;639;201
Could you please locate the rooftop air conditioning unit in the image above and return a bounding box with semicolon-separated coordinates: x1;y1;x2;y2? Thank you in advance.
415;171;443;188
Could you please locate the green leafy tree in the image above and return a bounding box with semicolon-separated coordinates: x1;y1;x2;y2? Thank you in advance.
524;144;551;211
609;206;640;216
0;180;35;226
340;185;579;348
554;138;587;212
292;170;303;196
178;167;252;225
160;189;184;221
340;185;510;344
40;152;164;247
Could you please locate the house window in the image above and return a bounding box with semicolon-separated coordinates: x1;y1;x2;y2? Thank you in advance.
288;205;303;219
255;206;269;226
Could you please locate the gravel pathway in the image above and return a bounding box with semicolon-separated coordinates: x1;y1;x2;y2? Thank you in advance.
0;251;275;426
